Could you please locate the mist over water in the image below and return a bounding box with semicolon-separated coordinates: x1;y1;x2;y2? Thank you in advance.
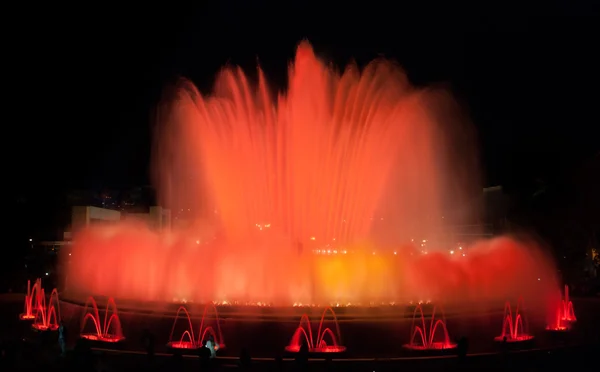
64;42;559;310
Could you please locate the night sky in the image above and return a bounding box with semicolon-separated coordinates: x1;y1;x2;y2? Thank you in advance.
9;3;600;205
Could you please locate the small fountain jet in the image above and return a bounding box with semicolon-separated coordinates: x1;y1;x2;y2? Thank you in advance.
32;288;61;331
403;304;457;351
546;285;577;332
80;297;125;343
285;307;346;353
19;279;42;320
167;303;225;351
494;298;534;342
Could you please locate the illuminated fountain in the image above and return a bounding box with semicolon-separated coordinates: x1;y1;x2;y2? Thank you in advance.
80;297;125;343
403;304;457;351
166;303;225;351
494;298;534;343
560;285;576;322
63;41;560;309
32;288;61;331
64;41;473;306
19;279;42;320
546;285;577;332
285;307;346;353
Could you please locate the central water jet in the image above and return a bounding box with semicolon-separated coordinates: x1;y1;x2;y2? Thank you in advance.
63;41;559;309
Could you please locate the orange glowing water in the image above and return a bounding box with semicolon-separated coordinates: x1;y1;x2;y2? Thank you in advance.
64;42;559;307
154;42;465;245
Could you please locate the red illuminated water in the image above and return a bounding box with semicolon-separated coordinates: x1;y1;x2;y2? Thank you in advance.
32;288;61;331
403;304;457;351
560;285;576;322
285;307;346;353
546;285;576;331
64;41;560;308
19;279;42;320
494;298;534;342
166;303;225;350
80;297;125;343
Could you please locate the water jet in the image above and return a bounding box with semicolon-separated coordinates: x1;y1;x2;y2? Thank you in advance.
80;296;125;343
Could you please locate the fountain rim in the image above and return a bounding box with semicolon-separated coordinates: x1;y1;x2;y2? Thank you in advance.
284;345;347;353
402;342;458;351
80;333;126;342
58;293;507;321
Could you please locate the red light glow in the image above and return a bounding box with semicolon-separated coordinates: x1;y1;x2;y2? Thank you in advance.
20;279;42;321
494;298;535;342
80;334;124;343
63;42;560;310
79;297;125;343
545;285;576;332
31;288;61;332
166;304;225;350
285;307;346;353
403;304;457;351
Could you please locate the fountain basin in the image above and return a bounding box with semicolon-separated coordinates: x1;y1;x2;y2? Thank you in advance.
545;325;570;332
80;333;125;343
493;335;534;343
285;345;346;353
403;342;457;351
32;323;59;331
166;341;200;350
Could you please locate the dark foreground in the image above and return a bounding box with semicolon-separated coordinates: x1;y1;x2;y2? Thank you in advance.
1;341;598;371
2;294;599;371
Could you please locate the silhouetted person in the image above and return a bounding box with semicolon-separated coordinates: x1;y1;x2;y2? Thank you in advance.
457;336;468;363
295;341;309;370
58;321;67;356
0;341;6;370
239;347;251;369
96;353;108;372
325;354;333;371
205;335;217;358
73;338;94;371
501;336;508;355
171;350;184;370
141;328;155;359
198;341;211;369
275;353;283;371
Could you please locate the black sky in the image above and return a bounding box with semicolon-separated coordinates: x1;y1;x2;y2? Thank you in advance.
8;2;600;197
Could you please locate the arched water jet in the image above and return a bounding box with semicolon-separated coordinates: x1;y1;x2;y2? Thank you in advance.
20;278;42;320
403;304;457;351
167;303;226;351
32;288;61;331
167;306;197;349
546;285;577;332
494;297;534;342
285;306;346;353
197;302;225;350
80;297;125;343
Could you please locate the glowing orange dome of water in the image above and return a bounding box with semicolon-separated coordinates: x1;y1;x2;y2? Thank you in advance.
64;42;558;309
